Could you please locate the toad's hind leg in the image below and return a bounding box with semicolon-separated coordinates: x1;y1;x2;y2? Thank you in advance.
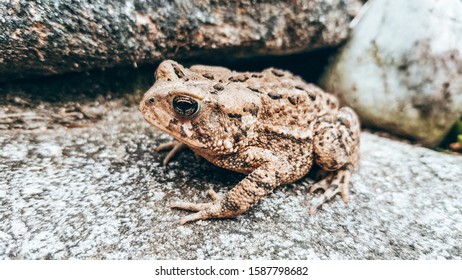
310;107;360;214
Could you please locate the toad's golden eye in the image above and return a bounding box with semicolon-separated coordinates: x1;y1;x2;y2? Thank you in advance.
172;95;200;117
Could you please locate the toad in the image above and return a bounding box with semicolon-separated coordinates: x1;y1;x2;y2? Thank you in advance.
139;60;360;224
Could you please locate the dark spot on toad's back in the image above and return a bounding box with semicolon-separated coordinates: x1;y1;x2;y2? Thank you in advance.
288;96;299;105
271;69;285;77
202;73;214;80
268;92;282;99
247;86;260;93
229;75;248;82
213;83;224;91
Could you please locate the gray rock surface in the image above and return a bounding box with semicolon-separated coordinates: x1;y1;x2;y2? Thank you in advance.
1;103;461;260
321;0;462;147
0;0;363;81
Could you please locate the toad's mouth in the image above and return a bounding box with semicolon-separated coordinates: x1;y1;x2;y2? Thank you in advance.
141;109;206;150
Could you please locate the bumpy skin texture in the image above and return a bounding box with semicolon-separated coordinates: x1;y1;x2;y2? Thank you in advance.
139;60;360;224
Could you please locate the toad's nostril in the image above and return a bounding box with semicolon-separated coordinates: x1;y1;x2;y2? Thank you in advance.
146;97;155;106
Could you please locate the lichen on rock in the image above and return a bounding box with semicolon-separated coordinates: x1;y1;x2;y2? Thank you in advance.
321;0;462;147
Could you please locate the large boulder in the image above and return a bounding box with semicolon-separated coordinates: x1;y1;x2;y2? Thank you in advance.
0;0;363;81
321;0;462;146
1;103;461;259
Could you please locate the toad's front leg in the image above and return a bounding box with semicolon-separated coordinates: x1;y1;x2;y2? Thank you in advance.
155;140;187;166
171;149;294;224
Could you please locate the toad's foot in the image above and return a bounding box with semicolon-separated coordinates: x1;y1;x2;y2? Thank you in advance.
308;164;353;215
155;141;187;166
170;189;225;224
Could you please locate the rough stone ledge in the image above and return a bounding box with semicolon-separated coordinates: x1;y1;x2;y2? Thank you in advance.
0;0;363;82
0;105;461;259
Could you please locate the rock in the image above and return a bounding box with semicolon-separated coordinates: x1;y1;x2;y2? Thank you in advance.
1;103;462;259
0;0;363;82
321;0;462;147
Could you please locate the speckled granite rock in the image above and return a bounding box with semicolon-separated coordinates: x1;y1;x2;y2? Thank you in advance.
321;0;462;147
0;0;363;81
1;104;461;260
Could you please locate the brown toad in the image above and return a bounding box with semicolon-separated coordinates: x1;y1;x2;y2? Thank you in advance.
139;60;360;224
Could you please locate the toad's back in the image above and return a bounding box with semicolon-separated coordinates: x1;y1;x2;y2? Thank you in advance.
195;65;342;138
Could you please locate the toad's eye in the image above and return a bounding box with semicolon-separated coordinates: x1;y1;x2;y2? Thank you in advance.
172;95;200;117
